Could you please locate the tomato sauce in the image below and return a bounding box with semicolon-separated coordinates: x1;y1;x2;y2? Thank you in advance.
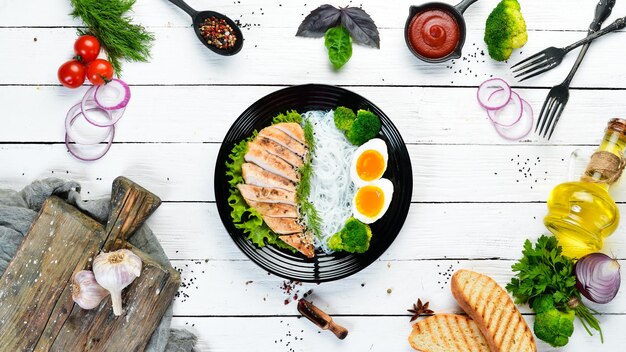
408;9;460;59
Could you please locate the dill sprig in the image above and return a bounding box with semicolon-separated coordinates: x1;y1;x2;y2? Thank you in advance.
70;0;154;75
297;119;321;236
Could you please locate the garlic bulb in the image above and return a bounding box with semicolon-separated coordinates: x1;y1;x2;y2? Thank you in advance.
71;270;109;310
93;249;142;316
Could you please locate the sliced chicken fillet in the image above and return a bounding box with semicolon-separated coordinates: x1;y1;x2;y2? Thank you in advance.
245;142;299;182
254;138;303;168
245;200;298;218
279;232;315;258
262;216;304;235
258;126;306;157
242;163;296;192
273;122;305;144
237;184;297;205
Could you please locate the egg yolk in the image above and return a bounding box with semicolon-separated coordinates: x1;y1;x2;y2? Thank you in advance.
355;185;385;218
356;150;385;182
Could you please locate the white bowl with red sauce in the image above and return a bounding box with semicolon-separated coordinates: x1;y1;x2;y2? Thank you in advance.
404;0;478;63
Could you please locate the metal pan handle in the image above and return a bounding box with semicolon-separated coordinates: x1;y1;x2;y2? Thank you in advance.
455;0;478;14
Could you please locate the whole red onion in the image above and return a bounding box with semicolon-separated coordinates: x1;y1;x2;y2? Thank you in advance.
575;253;621;304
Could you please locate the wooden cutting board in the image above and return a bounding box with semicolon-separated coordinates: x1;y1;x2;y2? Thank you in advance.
0;177;181;351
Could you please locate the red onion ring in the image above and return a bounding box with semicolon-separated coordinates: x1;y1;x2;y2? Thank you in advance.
94;78;131;110
81;86;126;127
65;103;114;145
65;110;115;162
492;99;534;141
477;78;512;110
487;91;523;127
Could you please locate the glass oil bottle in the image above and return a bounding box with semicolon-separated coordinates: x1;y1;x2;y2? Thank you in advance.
545;118;626;258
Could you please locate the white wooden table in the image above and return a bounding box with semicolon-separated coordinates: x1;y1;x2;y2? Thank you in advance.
2;0;626;350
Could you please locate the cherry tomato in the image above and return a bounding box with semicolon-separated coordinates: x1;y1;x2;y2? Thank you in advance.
58;60;86;88
86;59;114;85
74;35;101;63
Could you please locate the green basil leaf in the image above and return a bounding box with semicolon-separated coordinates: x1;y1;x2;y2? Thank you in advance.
324;26;352;69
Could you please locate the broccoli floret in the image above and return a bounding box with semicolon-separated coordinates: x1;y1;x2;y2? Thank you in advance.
345;110;381;146
328;217;372;253
531;295;555;314
531;295;575;347
334;106;356;132
484;0;528;61
534;309;575;347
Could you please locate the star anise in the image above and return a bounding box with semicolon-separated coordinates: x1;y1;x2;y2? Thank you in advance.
407;298;434;322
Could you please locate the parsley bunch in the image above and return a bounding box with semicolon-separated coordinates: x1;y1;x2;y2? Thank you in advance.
507;235;602;341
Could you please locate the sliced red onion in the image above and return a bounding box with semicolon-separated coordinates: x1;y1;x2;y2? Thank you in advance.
487;91;523;127
65;103;114;145
477;78;512;110
492;99;534;141
65;106;115;161
65;130;115;162
94;78;131;110
575;253;621;304
81;86;126;127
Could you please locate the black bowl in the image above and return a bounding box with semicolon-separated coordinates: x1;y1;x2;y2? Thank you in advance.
214;84;413;282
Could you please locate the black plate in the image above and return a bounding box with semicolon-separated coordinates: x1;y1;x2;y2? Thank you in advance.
214;84;413;282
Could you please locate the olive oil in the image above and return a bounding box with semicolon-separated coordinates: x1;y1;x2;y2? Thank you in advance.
545;119;626;258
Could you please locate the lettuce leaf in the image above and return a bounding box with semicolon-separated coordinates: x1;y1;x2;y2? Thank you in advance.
272;110;302;124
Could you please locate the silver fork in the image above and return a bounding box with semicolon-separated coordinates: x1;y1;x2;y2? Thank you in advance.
536;0;616;139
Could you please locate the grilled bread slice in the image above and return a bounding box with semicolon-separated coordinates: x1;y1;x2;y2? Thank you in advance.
451;270;536;352
408;314;490;352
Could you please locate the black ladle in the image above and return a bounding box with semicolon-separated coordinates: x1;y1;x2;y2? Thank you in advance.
404;0;478;63
168;0;243;56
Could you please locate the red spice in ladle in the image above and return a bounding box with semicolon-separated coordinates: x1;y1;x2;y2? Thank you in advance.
168;0;243;55
199;16;238;50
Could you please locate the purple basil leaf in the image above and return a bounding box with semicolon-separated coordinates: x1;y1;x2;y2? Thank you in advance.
296;4;342;38
340;7;380;48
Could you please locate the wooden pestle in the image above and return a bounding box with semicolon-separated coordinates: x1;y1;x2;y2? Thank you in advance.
297;299;348;340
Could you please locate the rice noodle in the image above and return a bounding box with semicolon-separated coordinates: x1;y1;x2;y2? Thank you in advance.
303;110;357;254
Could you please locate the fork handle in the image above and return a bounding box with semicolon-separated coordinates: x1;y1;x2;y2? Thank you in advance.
565;16;626;52
590;0;617;32
564;0;616;83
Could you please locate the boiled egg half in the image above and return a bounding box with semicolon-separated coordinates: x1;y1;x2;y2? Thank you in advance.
352;178;394;224
350;138;388;187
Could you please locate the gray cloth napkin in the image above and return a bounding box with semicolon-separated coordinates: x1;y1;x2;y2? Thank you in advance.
0;178;197;352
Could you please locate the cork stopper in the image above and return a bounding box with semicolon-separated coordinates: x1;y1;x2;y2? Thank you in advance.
606;118;626;140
